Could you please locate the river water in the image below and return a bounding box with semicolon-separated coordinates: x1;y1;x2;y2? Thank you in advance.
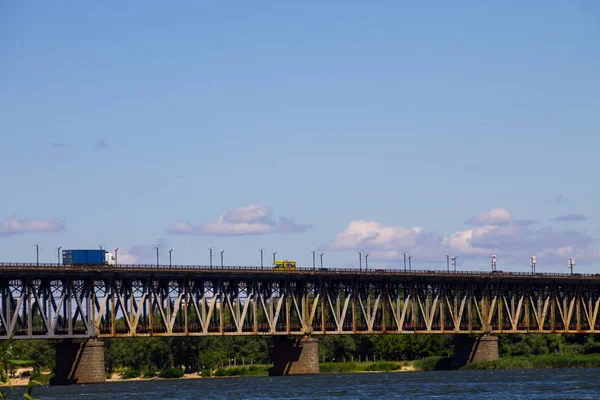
9;368;600;399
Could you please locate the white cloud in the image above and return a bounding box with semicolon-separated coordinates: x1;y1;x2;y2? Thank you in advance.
465;208;512;226
0;217;65;237
114;250;138;264
167;205;312;236
324;208;600;266
114;239;170;265
443;225;497;255
222;205;272;224
327;220;426;251
326;220;448;261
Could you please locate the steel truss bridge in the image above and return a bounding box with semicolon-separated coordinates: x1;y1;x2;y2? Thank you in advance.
0;263;599;340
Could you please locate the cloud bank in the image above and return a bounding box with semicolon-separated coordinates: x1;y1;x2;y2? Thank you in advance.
325;208;599;266
167;205;312;236
0;217;65;237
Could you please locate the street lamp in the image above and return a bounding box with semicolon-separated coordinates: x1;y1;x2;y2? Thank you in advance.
568;257;575;275
408;255;412;272
169;248;173;267
34;244;39;266
530;256;536;274
403;253;407;272
114;247;119;267
259;249;264;268
209;247;214;268
312;250;316;271
358;252;362;272
272;252;277;264
451;256;457;272
490;255;497;272
57;246;62;265
446;255;450;272
365;253;369;271
221;250;225;268
320;253;324;269
154;246;159;267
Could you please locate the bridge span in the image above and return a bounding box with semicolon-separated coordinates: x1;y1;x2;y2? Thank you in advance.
1;262;598;339
0;263;598;383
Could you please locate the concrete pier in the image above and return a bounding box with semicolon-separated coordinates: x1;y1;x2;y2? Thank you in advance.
452;334;499;368
51;339;106;385
269;336;320;376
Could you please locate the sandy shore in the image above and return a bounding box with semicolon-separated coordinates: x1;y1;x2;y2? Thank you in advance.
3;364;416;387
1;368;38;387
107;372;207;383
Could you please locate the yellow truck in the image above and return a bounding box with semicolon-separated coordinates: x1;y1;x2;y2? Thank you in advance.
273;260;297;271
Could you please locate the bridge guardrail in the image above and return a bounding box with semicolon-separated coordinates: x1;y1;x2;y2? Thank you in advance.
0;262;596;279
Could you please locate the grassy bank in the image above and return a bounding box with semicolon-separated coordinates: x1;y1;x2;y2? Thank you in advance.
211;361;413;377
411;354;600;371
319;361;411;374
462;354;600;370
213;365;271;377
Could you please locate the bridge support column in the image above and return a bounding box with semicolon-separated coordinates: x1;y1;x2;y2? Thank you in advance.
51;339;106;385
269;336;320;376
451;334;499;368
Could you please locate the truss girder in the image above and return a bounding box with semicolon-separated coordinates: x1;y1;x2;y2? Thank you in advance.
0;276;598;339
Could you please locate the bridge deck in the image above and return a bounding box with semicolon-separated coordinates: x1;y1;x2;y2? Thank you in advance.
1;262;598;281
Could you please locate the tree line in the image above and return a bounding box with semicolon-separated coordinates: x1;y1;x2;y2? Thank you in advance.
6;333;600;378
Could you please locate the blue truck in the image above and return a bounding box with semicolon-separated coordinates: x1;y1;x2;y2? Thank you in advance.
62;249;115;265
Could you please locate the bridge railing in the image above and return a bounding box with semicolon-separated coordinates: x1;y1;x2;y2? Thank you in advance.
0;262;596;279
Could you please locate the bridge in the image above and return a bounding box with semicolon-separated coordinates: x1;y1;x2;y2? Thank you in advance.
1;262;599;384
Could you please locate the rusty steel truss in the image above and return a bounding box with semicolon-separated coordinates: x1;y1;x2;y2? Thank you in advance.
0;264;599;339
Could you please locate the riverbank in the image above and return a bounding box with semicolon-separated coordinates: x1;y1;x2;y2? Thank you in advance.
5;354;600;387
412;353;600;371
462;354;600;370
1;361;416;387
105;361;416;381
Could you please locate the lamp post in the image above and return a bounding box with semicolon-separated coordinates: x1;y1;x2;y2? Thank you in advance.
154;246;159;267
446;255;450;272
312;250;316;271
221;250;225;268
114;247;119;267
273;252;277;264
490;255;497;272
358;252;362;272
169;249;173;267
320;253;324;269
57;246;62;265
35;244;39;266
259;249;264;268
451;256;457;272
365;253;369;271
408;255;412;272
209;247;213;268
530;256;536;274
403;253;407;272
568;257;575;275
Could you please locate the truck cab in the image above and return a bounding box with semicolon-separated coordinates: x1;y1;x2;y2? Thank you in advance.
105;252;116;265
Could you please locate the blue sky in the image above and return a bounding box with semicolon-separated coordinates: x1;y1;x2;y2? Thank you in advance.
1;1;599;272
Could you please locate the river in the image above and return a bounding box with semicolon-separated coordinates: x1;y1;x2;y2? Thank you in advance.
9;368;600;399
